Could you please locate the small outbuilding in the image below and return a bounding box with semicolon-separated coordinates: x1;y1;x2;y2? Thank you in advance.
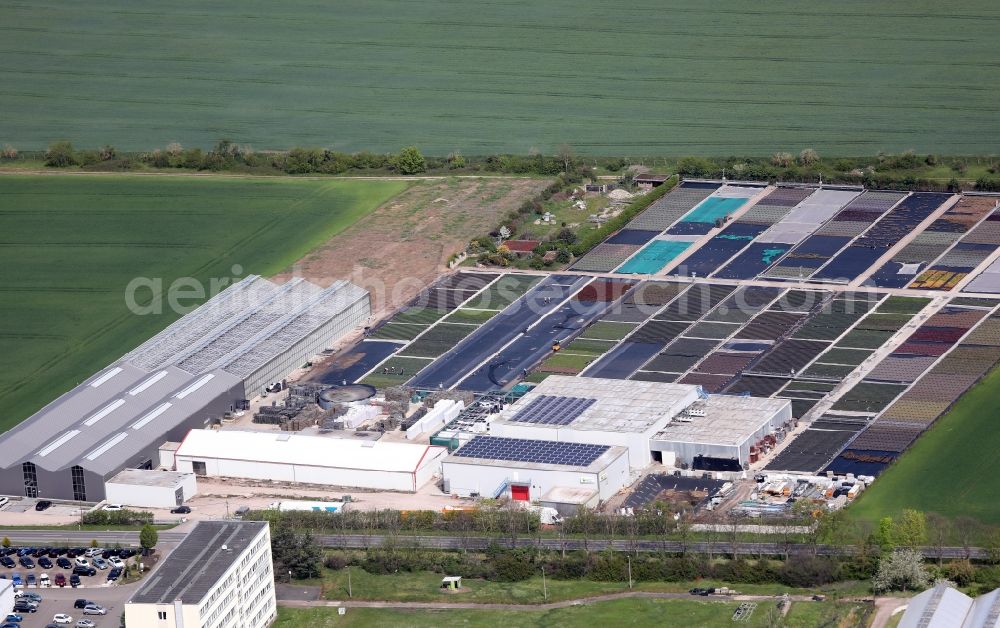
105;468;198;509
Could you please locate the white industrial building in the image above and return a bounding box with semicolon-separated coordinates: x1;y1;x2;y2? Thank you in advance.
899;582;1000;628
105;468;198;509
489;376;700;469
175;429;447;492
0;274;370;502
126;520;275;628
442;435;630;503
650;394;790;470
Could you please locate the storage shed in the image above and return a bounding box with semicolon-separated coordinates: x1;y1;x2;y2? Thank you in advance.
175;429;446;492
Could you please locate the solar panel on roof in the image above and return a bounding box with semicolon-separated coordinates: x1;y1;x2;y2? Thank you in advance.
453;436;609;467
508;395;597;426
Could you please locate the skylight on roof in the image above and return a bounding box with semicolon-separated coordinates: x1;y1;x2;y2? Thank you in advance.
90;367;123;388
86;432;128;461
174;373;214;399
37;430;81;457
128;370;169;396
132;403;172;430
83;399;125;427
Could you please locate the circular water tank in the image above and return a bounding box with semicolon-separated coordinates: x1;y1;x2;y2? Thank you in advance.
318;384;376;409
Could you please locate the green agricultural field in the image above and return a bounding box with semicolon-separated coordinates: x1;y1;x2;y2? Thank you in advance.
849;366;1000;526
0;174;406;432
275;598;870;628
3;1;999;154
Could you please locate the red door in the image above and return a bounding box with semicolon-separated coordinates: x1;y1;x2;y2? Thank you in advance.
511;485;530;501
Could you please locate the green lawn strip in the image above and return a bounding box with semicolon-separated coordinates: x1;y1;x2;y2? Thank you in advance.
848;365;1000;526
580;321;637;341
275;599;866;628
0;175;406;433
391;308;450;325
876;296;931;315
369;323;428;341
313;567;870;605
836;329;895;349
560;337;617;357
815;348;872;366
466;275;542;310
537;352;597;373
399;323;477;358
442;309;498;325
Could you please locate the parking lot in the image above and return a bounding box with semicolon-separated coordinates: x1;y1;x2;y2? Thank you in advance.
2;548;140;628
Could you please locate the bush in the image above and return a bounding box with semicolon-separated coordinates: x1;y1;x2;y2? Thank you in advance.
587;551;627;582
976;177;1000;192
81;508;153;525
778;556;839;588
45;141;78;167
491;549;536;582
798;149;819;166
676;156;716;177
393;146;426;175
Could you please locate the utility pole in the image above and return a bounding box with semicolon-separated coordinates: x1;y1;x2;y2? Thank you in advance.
348;566;352;598
542;567;547;601
627;556;632;590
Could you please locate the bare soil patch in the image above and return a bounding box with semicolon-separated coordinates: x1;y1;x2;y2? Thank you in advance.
275;177;550;319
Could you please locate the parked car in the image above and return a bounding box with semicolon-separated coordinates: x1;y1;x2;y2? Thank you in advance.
47;549;61;558
31;549;47;558
10;601;35;613
4;615;22;623
11;574;22;587
102;504;123;511
39;573;50;587
72;600;92;610
170;505;191;514
118;549;137;558
17;557;33;569
83;549;101;558
81;605;105;616
72;558;89;568
53;574;66;587
108;556;124;569
0;496;9;508
25;574;35;587
0;556;15;568
1;623;18;628
76;621;96;628
91;558;108;570
71;566;95;577
16;549;33;557
52;615;73;625
56;558;71;569
68;575;80;588
38;557;52;569
34;501;52;511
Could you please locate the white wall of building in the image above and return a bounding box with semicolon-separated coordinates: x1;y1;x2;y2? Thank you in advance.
442;449;630;503
176;453;444;493
0;579;13;617
105;473;197;509
124;524;275;628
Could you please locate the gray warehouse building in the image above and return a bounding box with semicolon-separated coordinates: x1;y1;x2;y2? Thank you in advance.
0;274;369;502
